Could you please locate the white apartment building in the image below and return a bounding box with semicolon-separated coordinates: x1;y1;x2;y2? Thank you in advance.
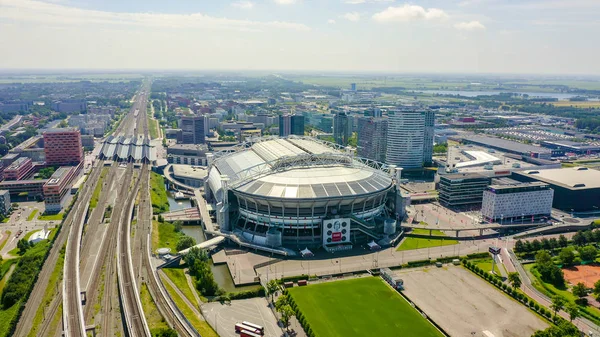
481;182;554;223
385;110;434;169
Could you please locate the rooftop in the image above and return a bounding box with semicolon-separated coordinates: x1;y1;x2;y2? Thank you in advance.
172;165;208;180
45;166;75;186
43;127;80;134
516;167;600;189
461;135;551;155
6;157;30;170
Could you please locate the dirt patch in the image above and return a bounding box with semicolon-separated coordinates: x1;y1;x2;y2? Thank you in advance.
563;264;600;288
398;266;548;337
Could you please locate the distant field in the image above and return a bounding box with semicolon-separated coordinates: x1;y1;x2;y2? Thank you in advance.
0;73;144;84
552;101;600;108
288;277;443;337
397;228;458;251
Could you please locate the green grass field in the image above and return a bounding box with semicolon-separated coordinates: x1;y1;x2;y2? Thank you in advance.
37;213;64;221
472;258;502;275
150;172;169;214
90;168;109;209
26;209;38;221
162;268;197;306
397;229;458;251
148;116;160;139
288;277;443;337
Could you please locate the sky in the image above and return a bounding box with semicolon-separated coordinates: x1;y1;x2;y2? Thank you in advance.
0;0;599;74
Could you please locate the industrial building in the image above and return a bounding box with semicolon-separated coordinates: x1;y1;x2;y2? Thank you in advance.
385;110;434;169
205;136;406;251
438;172;491;207
481;181;553;223
459;135;552;159
540;140;600;156
43;164;82;213
43;128;83;166
512;167;600;213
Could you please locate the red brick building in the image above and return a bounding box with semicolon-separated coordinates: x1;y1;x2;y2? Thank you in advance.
43;128;83;166
4;157;34;180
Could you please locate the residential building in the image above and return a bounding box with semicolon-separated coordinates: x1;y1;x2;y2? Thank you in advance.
385;110;434;169
357;117;388;162
333;111;352;146
4;157;34;181
52;100;86;113
43;164;81;213
43;128;83;166
0;190;11;216
167;144;208;166
180;115;205;144
279;114;304;137
438;173;491;207
481;182;553;223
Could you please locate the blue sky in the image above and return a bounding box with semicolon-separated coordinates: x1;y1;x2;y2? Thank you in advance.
0;0;599;74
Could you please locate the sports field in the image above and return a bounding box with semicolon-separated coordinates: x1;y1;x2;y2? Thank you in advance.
397;229;458;251
287;277;443;337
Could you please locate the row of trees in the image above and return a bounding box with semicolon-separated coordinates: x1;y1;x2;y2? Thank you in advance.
514;235;569;253
184;248;221;297
535;250;566;287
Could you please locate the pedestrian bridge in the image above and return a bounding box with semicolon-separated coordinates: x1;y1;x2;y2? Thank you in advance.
162;208;201;222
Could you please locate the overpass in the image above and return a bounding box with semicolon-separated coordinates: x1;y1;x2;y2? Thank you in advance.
403;222;550;237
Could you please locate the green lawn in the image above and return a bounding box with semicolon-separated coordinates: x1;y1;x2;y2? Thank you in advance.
397;229;458;251
472;258;502;275
156;221;183;252
37;213;64;221
162;268;197;307
148;116;159;139
90;168;108;209
150;172;169;214
26;209;38;221
0;231;11;252
140;282;170;332
0;302;21;337
288;277;443;337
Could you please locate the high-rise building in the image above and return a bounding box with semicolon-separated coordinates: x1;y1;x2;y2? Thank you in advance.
180;115;205;144
279;114;304;137
43;128;83;166
357;117;388;162
385;110;434;169
333;112;352;146
351;83;357;91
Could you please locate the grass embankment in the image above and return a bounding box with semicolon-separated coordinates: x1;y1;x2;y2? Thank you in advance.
148;117;159;139
26;210;38;221
150;172;169;214
397;228;459;251
162;268;197;306
89;167;109;209
0;260;18;294
288;277;443;337
26;245;65;337
140;283;170;332
154;220;183;252
37;213;64;221
0;302;21;337
161;275;218;337
525;264;600;325
0;231;11;252
471;258;502;275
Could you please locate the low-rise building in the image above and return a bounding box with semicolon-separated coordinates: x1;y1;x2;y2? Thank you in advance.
438;172;491;207
0;179;47;199
4;157;34;181
171;165;208;188
167;144;208;166
481;182;553;223
43;164;81;213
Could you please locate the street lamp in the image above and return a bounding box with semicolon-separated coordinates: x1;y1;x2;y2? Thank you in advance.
521;213;524;225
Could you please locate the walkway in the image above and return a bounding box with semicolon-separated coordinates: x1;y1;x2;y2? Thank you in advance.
162;207;201;222
163;164;196;192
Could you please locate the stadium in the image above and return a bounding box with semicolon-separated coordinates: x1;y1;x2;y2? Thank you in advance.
205;136;408;252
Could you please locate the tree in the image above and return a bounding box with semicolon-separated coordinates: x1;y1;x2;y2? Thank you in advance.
550;295;567;320
176;236;196;252
572;282;587;300
541;238;551;250
532;320;579;337
278;304;295;332
593;279;600;299
559;247;575;266
572;231;586;246
548;238;559;249
275;294;290;312
532;239;542;252
173;220;183;232
580;245;598;261
266;279;279;302
515;239;525;253
508;272;522;289
558;234;569;247
566;303;580;323
153;328;178;337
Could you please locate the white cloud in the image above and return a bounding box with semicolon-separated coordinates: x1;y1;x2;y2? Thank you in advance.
372;4;448;22
345;0;393;4
342;12;361;22
232;1;254;9
273;0;298;4
454;20;486;30
328;19;336;24
0;0;309;32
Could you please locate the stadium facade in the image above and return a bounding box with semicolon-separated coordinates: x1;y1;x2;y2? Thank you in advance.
205;136;409;252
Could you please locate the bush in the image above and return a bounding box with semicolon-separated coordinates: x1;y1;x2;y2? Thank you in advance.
502;283;508;290
466;252;490;259
534;303;540;311
407;259;433;267
529;299;535;307
228;287;265;300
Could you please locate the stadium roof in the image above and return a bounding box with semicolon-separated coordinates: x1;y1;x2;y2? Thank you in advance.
516;167;600;189
208;137;393;201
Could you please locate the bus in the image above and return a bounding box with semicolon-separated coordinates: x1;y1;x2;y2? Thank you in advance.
242;321;265;335
240;330;261;337
234;323;261;335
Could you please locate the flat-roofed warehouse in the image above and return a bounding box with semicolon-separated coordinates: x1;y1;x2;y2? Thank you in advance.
205;136;407;251
459;135;552;159
512;167;600;212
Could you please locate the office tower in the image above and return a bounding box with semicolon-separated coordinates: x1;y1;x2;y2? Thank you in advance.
385;110;434;169
43;128;83;166
351;83;357;91
279;114;304;137
357;117;388;162
333;111;352;146
364;107;382;118
180;115;205;144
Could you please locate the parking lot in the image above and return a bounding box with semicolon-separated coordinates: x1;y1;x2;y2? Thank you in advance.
201;298;282;337
398;265;548;337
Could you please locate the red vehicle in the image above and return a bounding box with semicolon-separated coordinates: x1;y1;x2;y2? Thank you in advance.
234;323;261;335
242;321;264;335
240;330;261;337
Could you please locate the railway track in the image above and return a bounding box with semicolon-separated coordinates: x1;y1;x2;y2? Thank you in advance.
63;161;105;337
116;163;151;337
